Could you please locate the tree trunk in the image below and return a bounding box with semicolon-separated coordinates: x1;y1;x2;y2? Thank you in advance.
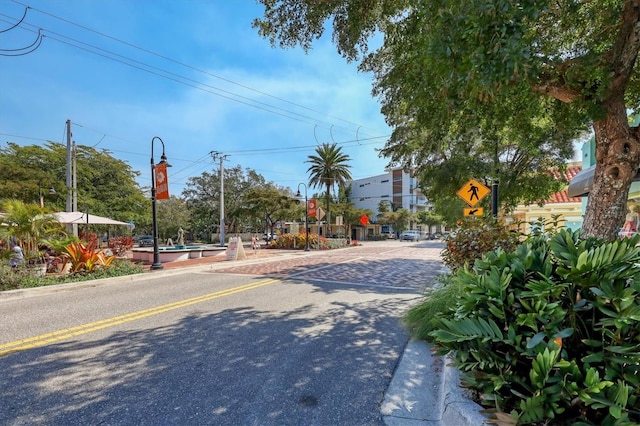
581;99;640;241
325;184;331;237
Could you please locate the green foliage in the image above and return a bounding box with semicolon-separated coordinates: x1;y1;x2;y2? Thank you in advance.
155;196;191;241
273;232;330;249
416;211;443;232
429;230;640;424
404;274;463;341
0;258;144;291
241;186;300;237
254;0;640;240
378;208;414;234
306;143;352;235
0;142;148;226
183;166;277;239
441;217;521;272
0;199;65;261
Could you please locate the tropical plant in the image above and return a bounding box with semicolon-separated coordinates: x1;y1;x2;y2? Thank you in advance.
0;199;64;263
62;240;116;273
429;230;640;424
0;258;145;291
273;232;328;249
306;143;352;237
108;236;134;257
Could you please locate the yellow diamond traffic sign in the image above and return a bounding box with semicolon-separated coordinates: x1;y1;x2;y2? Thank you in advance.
457;179;491;207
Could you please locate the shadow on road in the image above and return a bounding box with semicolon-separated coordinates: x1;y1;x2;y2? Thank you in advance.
1;294;412;425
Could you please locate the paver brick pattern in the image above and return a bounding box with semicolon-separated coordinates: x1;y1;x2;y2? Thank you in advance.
213;243;446;291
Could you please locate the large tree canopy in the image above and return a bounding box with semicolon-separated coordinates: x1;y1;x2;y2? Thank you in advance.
255;0;640;240
0;142;148;227
182;165;275;238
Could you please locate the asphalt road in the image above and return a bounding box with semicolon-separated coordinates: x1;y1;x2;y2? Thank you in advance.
0;241;445;425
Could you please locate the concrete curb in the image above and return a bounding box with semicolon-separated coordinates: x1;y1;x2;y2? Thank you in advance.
382;340;489;426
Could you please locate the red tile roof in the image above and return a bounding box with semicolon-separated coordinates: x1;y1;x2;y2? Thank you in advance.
548;166;582;204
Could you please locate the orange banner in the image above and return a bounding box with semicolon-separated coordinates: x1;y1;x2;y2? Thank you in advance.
307;199;317;217
155;163;170;200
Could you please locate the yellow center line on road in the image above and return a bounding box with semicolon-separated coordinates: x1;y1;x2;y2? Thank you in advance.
0;278;280;357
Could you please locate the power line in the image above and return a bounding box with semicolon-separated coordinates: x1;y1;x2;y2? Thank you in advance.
2;2;388;139
0;3;394;189
0;19;342;131
9;0;386;137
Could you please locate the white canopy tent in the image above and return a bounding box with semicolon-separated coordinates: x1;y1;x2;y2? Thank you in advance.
54;212;129;226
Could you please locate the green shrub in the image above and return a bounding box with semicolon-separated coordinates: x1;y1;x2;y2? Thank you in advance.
273;232;329;249
0;263;24;290
0;258;145;291
430;229;640;425
404;274;463;341
441;217;521;272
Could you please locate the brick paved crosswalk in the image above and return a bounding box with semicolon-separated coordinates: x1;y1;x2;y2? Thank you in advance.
211;242;447;291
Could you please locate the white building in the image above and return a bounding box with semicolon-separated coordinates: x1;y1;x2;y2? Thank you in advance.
348;168;428;223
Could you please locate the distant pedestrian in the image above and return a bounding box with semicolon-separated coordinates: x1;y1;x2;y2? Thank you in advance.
9;241;24;268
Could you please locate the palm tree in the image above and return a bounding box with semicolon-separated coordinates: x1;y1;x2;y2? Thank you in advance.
306;143;352;236
0;199;64;262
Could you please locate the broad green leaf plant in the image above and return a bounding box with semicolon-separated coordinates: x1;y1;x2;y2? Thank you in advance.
430;229;640;425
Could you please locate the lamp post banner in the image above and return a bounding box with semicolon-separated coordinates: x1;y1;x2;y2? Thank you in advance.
155;163;170;200
307;199;317;217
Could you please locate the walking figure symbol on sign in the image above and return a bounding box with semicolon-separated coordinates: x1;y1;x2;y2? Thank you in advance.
457;179;491;207
468;183;480;202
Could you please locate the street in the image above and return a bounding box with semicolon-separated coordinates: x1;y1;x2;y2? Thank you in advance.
0;241;445;425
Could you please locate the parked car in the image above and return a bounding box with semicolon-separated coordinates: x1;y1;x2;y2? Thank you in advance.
135;235;154;247
400;230;421;241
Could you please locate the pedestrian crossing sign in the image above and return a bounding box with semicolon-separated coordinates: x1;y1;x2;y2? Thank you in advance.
457;179;491;207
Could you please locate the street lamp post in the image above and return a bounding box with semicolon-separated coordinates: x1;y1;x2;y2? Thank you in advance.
38;179;56;208
151;136;169;270
296;183;310;251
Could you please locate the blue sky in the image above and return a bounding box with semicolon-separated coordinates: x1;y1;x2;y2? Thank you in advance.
0;0;392;197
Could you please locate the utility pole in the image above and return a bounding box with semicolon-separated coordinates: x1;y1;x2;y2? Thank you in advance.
65;120;78;236
72;141;78;236
210;151;228;247
65;119;72;214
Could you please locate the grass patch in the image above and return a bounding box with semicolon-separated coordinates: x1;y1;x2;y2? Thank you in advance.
404;273;463;341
